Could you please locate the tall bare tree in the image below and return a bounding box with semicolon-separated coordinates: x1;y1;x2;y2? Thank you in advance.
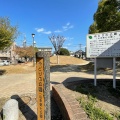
49;34;65;64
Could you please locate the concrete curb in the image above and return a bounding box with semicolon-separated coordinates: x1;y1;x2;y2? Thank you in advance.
52;84;89;120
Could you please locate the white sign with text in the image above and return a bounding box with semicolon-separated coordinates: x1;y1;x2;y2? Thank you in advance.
86;30;120;58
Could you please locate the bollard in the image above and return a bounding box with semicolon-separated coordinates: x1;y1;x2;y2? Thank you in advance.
3;99;19;120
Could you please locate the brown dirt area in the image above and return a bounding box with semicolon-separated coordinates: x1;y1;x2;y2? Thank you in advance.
50;55;88;65
0;56;88;74
0;62;35;75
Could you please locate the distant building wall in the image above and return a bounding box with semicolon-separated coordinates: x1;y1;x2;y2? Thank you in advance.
0;42;18;63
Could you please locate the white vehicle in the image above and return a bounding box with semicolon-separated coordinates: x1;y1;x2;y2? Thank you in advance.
0;60;10;66
0;61;4;66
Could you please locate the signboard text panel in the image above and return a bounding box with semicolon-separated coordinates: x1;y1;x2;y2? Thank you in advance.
86;30;120;58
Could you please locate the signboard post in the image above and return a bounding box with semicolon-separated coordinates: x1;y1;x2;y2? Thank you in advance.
36;51;51;120
113;57;116;89
86;30;120;88
94;58;97;86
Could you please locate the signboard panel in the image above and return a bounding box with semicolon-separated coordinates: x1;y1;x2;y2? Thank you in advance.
86;30;120;58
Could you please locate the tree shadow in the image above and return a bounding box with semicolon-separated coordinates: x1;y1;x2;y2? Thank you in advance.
50;81;60;85
50;62;115;75
50;64;81;72
0;70;6;75
11;95;37;120
0;110;3;120
62;77;120;108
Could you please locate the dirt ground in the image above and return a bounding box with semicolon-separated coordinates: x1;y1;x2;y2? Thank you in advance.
0;56;120;120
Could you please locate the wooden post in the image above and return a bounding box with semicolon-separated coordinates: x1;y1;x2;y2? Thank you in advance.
36;51;51;120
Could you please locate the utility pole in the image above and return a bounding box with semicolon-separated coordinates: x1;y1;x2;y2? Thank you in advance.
32;33;35;67
79;44;82;58
79;44;82;51
23;36;26;47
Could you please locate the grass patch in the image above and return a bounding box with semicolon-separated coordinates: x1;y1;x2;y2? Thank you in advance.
75;81;120;120
78;95;113;120
113;112;120;120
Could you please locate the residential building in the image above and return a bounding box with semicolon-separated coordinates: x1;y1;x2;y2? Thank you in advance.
0;42;18;63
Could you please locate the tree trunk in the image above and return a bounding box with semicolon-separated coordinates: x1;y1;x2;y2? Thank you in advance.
57;55;59;64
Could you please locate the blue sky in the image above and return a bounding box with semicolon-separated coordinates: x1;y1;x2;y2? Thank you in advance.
0;0;98;52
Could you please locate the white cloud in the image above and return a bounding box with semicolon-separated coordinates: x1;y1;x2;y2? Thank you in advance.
54;30;62;33
43;31;52;34
69;25;74;29
66;43;71;46
35;28;45;33
62;22;74;31
35;28;51;34
35;22;74;35
66;22;70;26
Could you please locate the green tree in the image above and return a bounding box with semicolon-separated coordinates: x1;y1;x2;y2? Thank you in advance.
59;48;70;56
0;17;18;50
89;0;120;34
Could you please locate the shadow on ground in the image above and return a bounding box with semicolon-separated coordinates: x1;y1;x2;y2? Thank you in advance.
11;95;37;120
62;77;120;108
0;94;63;120
50;81;60;85
50;63;120;77
50;65;81;72
0;70;6;75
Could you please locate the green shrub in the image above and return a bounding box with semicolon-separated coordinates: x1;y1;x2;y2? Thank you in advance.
59;48;70;56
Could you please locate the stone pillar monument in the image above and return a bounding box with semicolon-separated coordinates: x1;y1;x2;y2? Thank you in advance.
36;51;51;120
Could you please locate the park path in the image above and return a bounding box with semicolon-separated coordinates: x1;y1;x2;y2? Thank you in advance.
0;65;120;120
0;65;119;98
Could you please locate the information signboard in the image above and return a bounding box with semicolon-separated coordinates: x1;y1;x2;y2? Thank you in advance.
86;30;120;58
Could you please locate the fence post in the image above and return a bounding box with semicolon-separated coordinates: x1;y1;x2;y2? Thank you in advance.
36;51;51;120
